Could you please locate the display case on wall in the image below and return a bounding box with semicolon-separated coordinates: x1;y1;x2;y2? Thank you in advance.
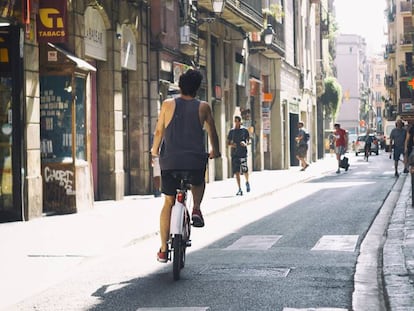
39;43;95;214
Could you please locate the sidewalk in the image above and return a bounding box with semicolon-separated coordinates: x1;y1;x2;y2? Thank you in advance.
0;155;412;310
382;174;414;310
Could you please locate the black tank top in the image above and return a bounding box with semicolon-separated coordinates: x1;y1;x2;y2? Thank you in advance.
159;97;206;170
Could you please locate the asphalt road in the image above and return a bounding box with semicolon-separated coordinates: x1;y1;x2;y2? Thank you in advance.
9;152;399;311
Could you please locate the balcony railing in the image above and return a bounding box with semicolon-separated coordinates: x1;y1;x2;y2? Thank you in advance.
386;43;396;54
400;32;413;45
249;18;285;57
197;0;263;32
400;1;412;13
399;64;414;77
384;74;394;88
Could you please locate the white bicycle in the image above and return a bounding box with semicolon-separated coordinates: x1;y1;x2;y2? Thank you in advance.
168;171;193;280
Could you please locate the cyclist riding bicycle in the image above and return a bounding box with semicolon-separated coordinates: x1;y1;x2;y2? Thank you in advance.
151;69;221;263
364;131;374;160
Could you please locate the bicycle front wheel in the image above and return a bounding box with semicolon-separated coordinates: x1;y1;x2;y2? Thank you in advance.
172;234;183;280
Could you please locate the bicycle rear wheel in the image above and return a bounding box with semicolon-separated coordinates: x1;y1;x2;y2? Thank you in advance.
172;234;183;280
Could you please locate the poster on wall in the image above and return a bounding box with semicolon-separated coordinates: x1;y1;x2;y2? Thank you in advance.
36;0;68;43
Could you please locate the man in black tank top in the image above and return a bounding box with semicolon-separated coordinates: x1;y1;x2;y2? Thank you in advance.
151;69;221;263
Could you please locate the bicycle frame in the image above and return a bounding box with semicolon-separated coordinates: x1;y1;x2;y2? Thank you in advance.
168;173;192;280
170;192;186;235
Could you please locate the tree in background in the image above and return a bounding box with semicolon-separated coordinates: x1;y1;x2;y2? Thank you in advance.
320;77;342;127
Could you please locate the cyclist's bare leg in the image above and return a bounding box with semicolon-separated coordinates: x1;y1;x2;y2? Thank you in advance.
160;194;175;252
191;181;205;211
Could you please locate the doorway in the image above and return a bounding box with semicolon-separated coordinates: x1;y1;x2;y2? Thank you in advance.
289;113;299;166
0;25;22;222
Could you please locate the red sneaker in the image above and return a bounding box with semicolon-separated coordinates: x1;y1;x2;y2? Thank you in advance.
157;249;168;263
191;209;205;227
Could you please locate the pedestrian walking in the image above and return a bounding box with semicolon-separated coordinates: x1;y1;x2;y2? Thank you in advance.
333;123;349;174
406;121;414;169
390;119;407;177
227;116;250;196
295;121;310;171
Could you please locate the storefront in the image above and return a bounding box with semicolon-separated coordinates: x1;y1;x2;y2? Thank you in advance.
39;43;95;214
0;24;24;221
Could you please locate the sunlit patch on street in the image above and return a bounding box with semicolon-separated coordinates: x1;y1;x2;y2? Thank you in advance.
224;235;282;250
311;235;359;252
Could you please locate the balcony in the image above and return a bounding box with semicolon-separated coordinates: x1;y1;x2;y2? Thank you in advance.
399;64;414;78
384;74;395;88
386;43;396;54
196;0;263;32
400;1;412;14
249;17;285;57
387;5;396;22
400;32;413;45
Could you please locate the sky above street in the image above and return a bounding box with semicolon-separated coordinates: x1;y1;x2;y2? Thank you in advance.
334;0;387;55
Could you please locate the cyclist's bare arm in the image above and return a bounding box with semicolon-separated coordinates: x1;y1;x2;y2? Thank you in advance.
199;101;220;159
151;98;175;156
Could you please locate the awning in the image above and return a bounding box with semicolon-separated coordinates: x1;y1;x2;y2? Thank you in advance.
48;43;96;72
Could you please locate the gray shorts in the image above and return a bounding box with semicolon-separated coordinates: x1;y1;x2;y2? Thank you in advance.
296;144;308;158
335;146;346;155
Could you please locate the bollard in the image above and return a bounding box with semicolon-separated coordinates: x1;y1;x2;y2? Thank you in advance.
410;151;414;207
410;171;414;207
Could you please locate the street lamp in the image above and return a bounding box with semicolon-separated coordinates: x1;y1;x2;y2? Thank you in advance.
262;24;274;46
211;0;226;14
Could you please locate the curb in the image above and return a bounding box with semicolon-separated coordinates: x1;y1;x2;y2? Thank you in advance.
382;175;414;310
352;174;405;311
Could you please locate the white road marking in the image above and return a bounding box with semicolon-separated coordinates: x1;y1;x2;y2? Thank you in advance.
283;308;347;311
311;235;359;252
137;308;209;311
352;171;372;175
224;235;282;250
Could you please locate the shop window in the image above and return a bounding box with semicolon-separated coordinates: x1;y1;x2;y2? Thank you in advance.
40;75;87;161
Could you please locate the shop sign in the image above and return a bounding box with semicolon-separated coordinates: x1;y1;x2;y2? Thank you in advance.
121;25;136;71
160;60;172;72
263;92;273;102
36;0;67;43
402;102;413;113
289;101;299;114
84;6;107;61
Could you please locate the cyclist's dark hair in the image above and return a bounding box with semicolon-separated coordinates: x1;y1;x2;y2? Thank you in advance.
179;69;202;97
234;116;241;122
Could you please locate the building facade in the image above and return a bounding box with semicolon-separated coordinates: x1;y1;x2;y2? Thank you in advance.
384;0;414;124
0;0;327;222
335;34;368;135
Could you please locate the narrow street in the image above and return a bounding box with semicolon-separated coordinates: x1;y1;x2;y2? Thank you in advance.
7;152;401;311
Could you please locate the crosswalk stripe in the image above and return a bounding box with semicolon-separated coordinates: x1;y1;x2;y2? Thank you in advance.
137;308;209;311
311;235;358;252
283;308;347;311
224;235;283;250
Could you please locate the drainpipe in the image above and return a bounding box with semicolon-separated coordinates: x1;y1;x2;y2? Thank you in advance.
146;2;153;194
